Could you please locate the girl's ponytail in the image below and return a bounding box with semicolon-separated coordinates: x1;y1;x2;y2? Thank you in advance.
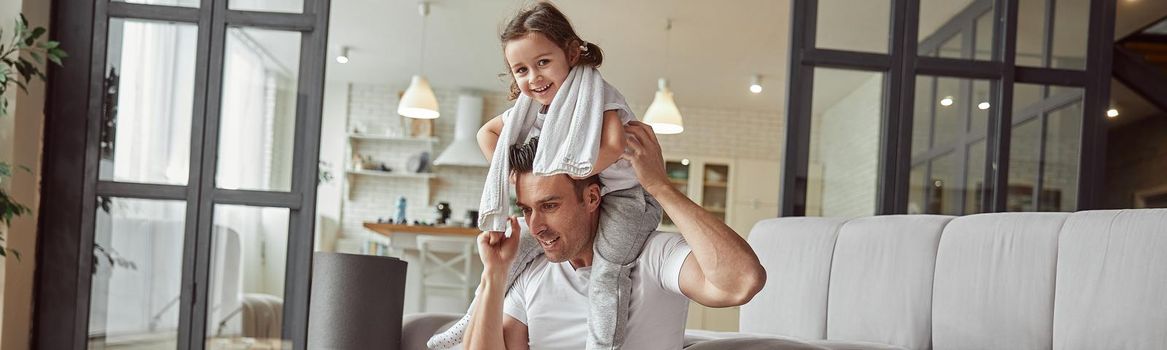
576;41;603;67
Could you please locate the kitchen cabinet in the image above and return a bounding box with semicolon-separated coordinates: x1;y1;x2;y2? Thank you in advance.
664;156;780;331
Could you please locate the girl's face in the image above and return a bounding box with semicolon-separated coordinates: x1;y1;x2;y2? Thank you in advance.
504;33;576;106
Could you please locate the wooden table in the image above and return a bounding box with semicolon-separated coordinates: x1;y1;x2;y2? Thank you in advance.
362;222;480;238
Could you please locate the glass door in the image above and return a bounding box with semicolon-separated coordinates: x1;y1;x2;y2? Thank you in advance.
79;0;331;349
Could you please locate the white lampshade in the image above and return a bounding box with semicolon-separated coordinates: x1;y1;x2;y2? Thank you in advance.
398;75;440;119
642;78;683;134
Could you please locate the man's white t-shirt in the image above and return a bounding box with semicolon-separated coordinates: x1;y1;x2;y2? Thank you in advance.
503;232;692;350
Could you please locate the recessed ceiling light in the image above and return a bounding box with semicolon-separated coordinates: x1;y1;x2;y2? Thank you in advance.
749;74;763;94
940;96;954;107
681;158;690;166
1107;108;1119;118
978;102;990;110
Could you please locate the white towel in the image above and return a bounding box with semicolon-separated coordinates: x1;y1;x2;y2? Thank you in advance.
478;65;611;232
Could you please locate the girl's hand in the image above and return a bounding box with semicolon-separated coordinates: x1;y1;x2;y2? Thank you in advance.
621;121;671;195
477;216;521;279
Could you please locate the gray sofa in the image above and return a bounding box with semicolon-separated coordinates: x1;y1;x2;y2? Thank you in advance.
402;209;1167;349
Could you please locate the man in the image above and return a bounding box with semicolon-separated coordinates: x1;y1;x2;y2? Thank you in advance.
465;121;766;349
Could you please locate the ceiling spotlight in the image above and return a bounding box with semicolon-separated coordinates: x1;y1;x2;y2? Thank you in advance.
978;102;991;110
681;158;690;166
749;74;763;94
940;96;954;107
336;46;350;64
1107;108;1119;118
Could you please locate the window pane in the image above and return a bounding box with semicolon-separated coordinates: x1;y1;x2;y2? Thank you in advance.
928;152;959;215
1041;101;1082;211
100;19;197;186
1007;119;1041;212
908;164;927;214
912;77;935;154
912;76;994;214
1011;84;1084;212
932;77;962;147
216;27;301;192
919;0;995;61
815;0;891;54
229;0;302;13
969;80;992;136
965;140;987;214
114;0;198;8
88;198;186;349
808;69;884;217
206;205;292;349
1017;0;1089;70
974;10;994;60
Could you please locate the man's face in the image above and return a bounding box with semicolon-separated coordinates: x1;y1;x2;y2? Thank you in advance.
514;172;600;266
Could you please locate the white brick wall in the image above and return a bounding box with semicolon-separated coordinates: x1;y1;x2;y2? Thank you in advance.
640;104;784;162
341;84;510;239
812;74;882;218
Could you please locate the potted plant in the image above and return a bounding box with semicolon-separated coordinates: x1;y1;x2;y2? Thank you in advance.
0;14;67;260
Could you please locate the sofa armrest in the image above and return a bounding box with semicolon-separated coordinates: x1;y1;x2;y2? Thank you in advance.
402;313;462;350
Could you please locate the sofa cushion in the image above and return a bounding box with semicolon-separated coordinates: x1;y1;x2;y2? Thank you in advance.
826;215;952;350
1053;209;1167;350
931;212;1066;349
741;217;848;339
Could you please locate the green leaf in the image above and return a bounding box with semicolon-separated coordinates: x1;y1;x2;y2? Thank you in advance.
14;79;27;93
12;249;20;261
0;163;10;177
47;54;61;66
0;246;7;257
29;27;45;41
18;165;30;173
28;51;40;64
41;40;59;50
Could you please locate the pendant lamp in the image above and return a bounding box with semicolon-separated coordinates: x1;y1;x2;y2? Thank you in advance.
642;19;683;134
398;2;439;119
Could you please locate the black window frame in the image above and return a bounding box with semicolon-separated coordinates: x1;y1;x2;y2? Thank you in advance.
780;0;1115;216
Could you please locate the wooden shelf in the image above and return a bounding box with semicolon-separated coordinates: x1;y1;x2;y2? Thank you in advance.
346;170;436;179
348;133;438;143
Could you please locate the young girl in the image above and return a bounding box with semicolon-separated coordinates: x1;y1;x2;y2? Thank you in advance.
427;3;662;350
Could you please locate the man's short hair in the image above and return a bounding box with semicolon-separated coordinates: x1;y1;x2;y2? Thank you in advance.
510;137;600;200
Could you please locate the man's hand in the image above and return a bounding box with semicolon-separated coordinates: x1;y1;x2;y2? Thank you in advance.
620;121;671;195
477;216;521;278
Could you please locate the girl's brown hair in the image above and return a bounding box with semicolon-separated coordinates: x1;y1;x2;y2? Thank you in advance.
500;2;603;100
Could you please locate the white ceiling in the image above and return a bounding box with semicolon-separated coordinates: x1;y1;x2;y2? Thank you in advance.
326;0;790;112
321;0;1167;116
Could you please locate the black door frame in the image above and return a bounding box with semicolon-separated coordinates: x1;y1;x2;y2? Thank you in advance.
36;0;331;348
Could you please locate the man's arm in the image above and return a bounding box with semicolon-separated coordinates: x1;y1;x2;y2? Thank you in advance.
621;121;766;307
464;218;527;348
